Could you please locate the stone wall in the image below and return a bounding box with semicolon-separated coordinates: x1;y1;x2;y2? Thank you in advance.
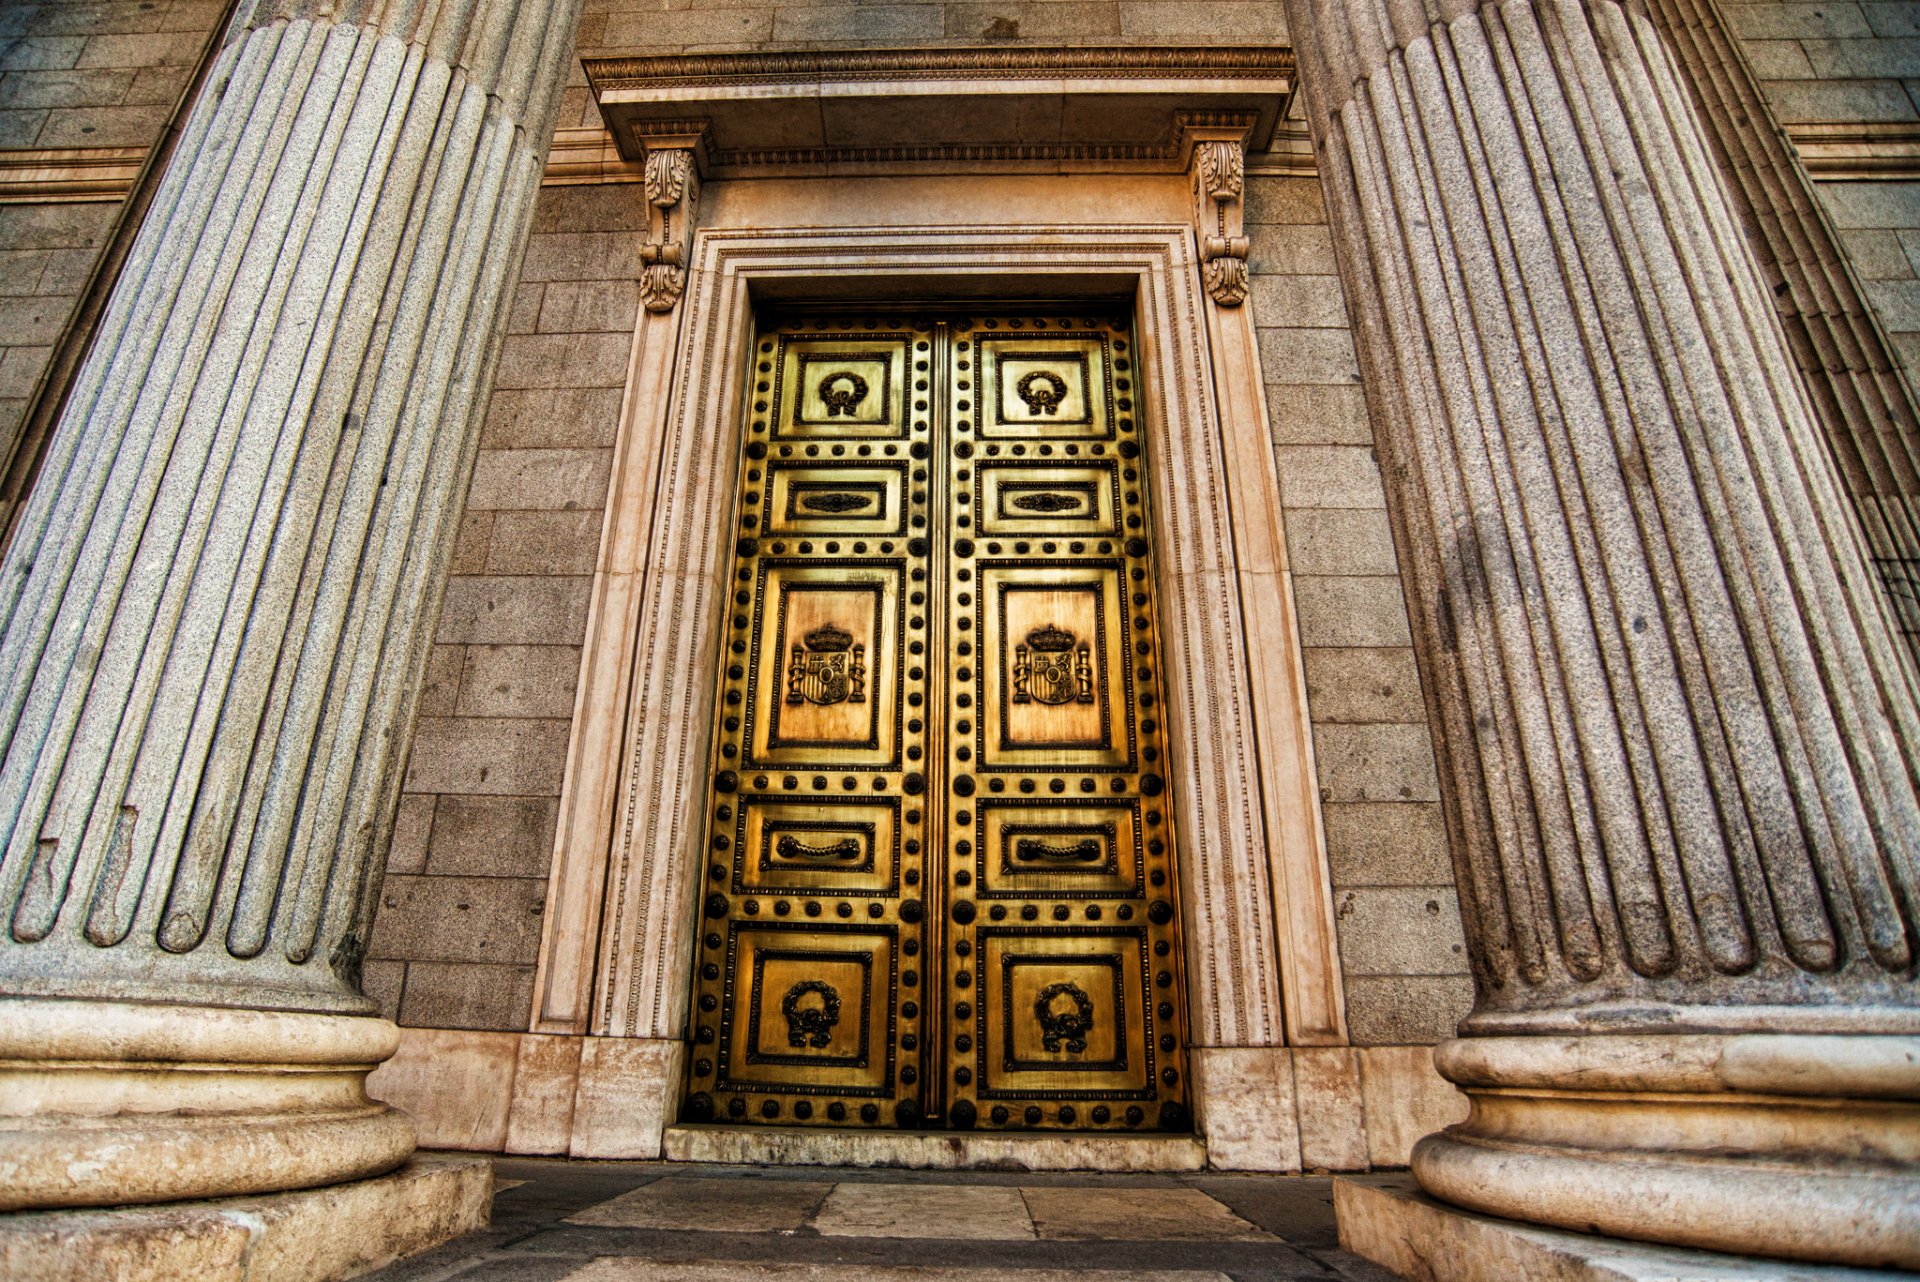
0;203;113;452
0;1;225;493
1721;0;1920;381
1245;175;1473;1045
362;185;641;1030
559;0;1292;130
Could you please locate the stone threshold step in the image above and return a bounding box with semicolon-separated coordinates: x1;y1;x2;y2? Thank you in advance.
663;1125;1209;1172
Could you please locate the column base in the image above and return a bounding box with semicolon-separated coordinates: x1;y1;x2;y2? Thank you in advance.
0;998;415;1210
0;1153;489;1282
1414;1033;1920;1270
1337;1174;1907;1282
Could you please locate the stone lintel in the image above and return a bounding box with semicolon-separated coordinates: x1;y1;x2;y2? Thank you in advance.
0;1155;491;1282
584;46;1292;178
1335;1175;1909;1282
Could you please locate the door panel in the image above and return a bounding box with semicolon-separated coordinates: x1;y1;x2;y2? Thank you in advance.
685;310;1187;1134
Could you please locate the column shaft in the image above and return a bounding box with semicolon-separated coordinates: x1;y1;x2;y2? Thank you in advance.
1281;0;1920;1266
0;0;581;1209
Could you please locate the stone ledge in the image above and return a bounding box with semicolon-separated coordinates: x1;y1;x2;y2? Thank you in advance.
1335;1174;1909;1282
0;1154;491;1282
665;1125;1207;1171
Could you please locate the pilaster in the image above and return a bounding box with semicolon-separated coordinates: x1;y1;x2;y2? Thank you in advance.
1282;0;1920;1267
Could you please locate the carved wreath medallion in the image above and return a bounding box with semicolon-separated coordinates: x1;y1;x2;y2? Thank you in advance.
1034;981;1096;1053
781;979;842;1048
1015;370;1069;415
818;371;869;417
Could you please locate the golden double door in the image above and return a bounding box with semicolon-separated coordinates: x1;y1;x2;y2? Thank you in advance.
682;308;1190;1132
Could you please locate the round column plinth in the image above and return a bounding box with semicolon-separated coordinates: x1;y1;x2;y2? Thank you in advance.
0;998;415;1211
1414;1033;1920;1270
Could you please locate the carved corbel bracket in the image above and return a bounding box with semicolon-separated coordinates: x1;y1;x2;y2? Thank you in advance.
635;123;708;313
1188;129;1250;307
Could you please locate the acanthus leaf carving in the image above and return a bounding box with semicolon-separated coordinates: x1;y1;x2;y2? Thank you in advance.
636;127;707;313
1189;134;1250;307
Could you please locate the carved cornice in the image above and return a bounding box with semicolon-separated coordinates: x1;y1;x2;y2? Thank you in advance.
585;46;1292;178
586;45;1296;91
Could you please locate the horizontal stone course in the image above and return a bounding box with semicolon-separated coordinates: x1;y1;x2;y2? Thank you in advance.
1344;975;1475;1045
436;575;592;645
405;716;572;796
427;795;560;878
1283;508;1400;577
1291;574;1415;648
370;874;549;966
398;960;538;1030
1322;802;1453;886
1312;722;1442;804
1334;886;1470;977
485;509;605;575
466;447;613;511
1301;647;1426;724
456;643;584;718
1272;444;1385;509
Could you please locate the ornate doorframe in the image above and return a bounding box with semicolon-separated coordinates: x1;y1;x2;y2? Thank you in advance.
531;212;1343;1161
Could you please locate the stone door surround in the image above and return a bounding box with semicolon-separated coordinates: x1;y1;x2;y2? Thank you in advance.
518;50;1346;1165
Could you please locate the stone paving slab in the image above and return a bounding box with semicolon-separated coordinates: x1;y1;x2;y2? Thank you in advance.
356;1156;1405;1282
557;1265;1235;1281
565;1177;832;1232
1023;1186;1273;1241
812;1183;1038;1240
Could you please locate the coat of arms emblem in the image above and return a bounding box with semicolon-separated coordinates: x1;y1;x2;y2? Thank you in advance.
786;622;867;705
1011;623;1094;705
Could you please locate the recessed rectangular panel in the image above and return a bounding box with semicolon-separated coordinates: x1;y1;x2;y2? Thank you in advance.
977;462;1120;537
718;924;898;1095
975;929;1155;1099
764;463;907;536
736;796;899;896
976;800;1142;898
977;562;1132;770
747;561;901;768
978;331;1120;440
696;309;1186;1135
772;336;912;439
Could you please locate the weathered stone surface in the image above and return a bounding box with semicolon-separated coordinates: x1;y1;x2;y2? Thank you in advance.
484;510;605;576
0;1154;488;1282
403;716;572;797
1301;648;1426;724
456;644;583;718
427;795;559;879
1321;802;1454;886
1290;576;1413;648
1345;976;1476;1047
435;576;593;646
397;961;537;1031
1333;887;1470;977
1286;0;1920;1264
369;875;547;967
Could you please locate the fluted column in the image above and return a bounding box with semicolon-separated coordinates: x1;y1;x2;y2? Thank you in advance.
1281;0;1920;1267
0;0;579;1210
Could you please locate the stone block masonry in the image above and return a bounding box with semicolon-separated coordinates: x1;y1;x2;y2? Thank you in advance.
1247;173;1473;1049
367;182;638;1035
